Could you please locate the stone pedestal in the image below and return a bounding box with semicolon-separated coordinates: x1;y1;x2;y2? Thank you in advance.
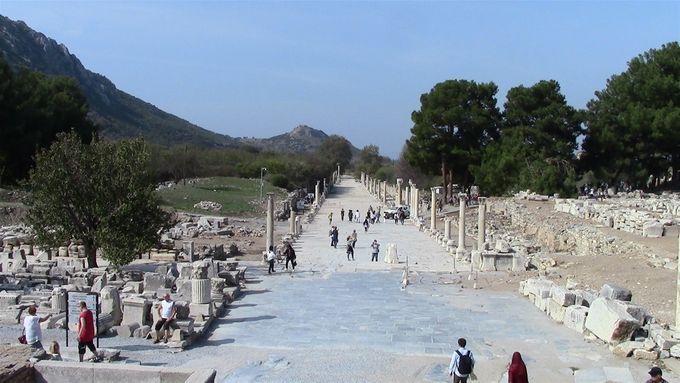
477;197;486;251
183;241;195;262
192;279;211;304
471;250;482;270
51;288;67;312
100;285;123;326
456;194;466;259
266;193;274;252
122;297;151;326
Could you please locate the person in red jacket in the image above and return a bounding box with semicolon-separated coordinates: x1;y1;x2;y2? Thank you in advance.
77;301;98;362
508;352;528;383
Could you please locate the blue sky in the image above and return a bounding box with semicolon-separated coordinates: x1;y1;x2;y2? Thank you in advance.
1;1;679;158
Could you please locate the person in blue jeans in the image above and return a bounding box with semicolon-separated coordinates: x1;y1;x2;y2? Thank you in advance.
370;240;380;262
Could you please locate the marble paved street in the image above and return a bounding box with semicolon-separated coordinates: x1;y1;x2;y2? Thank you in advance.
180;177;672;382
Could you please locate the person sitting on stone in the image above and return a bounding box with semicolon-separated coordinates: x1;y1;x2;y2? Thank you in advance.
154;293;177;344
48;341;63;361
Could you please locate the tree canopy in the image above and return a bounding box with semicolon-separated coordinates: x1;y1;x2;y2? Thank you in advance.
27;132;171;268
0;56;95;184
404;79;501;201
475;80;582;195
582;42;680;189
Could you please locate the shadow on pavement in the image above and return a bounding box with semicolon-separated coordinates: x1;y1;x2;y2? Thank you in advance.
224;315;276;323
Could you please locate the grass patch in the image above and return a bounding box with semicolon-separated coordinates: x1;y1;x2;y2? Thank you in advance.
156;177;288;216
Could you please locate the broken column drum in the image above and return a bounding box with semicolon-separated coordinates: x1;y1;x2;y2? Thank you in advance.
192;279;211;304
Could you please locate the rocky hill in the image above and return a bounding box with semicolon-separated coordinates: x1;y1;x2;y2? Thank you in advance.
0;15;236;148
237;125;331;153
0;15;358;154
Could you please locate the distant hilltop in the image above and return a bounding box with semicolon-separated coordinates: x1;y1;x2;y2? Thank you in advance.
0;15;357;154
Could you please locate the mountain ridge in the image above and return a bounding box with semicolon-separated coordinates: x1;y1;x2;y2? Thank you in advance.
0;15;358;154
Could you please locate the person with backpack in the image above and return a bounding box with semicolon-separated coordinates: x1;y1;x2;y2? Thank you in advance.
449;337;475;382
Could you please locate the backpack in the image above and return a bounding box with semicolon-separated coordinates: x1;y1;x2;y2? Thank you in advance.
456;350;473;374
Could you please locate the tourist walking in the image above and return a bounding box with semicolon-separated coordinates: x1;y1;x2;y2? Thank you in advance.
350;229;358;248
77;301;98;362
507;352;528;383
22;305;51;350
370;239;380;262
448;338;475;383
154;293;177;344
267;246;276;274
363;218;370;232
328;212;333;225
341;208;345;221
647;367;669;383
284;242;297;270
346;236;354;260
348;209;353;222
329;226;339;248
355;210;360;222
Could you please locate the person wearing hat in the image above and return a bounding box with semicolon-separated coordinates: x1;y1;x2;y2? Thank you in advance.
647;367;668;383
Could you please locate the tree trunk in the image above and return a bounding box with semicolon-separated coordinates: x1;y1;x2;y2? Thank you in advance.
85;242;98;269
441;160;448;204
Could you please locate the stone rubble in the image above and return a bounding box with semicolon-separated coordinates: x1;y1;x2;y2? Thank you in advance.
519;277;680;362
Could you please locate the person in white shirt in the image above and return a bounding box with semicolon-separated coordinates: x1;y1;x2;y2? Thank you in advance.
267;246;276;274
154;293;176;344
23;305;52;350
448;337;475;383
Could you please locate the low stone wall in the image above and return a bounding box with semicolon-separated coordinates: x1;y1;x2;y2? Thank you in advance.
554;198;680;238
33;361;216;383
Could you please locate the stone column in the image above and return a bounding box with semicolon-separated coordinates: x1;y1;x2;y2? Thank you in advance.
192;279;211;304
677;231;680;328
456;193;467;258
296;216;302;235
266;192;274;252
289;209;297;236
337;164;341;179
315;181;320;206
477;197;486;251
361;172;365;185
397;179;403;205
430;187;442;230
406;182;411;207
413;186;419;219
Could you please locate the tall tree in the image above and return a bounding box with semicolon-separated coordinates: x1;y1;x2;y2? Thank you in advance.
0;56;95;184
354;145;385;177
314;135;353;172
405;80;501;201
476;80;582;195
582;42;680;189
27;132;171;268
